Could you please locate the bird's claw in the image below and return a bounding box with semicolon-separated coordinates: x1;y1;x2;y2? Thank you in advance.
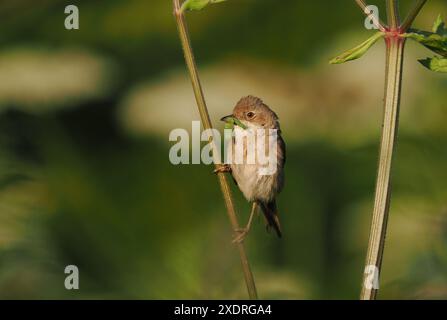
213;165;231;174
232;228;249;244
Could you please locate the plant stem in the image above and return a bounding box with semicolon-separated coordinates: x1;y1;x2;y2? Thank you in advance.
354;0;387;31
387;0;400;29
172;0;258;300
401;0;427;31
360;33;406;302
360;0;427;300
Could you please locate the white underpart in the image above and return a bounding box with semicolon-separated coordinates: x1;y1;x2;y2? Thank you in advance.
228;122;279;202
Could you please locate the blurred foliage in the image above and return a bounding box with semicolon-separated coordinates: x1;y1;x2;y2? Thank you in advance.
0;0;447;300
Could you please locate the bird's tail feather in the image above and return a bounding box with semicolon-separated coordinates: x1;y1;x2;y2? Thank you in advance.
258;200;282;238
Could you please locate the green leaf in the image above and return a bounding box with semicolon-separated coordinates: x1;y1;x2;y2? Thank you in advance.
433;14;446;35
181;0;227;12
329;32;384;64
419;56;447;73
407;15;447;57
405;30;447;57
406;31;447;57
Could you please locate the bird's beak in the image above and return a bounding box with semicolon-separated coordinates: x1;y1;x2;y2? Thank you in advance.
220;115;234;122
220;115;248;130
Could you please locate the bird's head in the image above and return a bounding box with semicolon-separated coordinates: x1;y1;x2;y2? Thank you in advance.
221;95;279;130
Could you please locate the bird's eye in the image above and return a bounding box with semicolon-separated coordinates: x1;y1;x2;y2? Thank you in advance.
247;112;255;118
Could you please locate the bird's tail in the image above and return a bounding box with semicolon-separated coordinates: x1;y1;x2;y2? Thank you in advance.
258;200;282;238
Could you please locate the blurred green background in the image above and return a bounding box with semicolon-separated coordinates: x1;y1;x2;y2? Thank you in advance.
0;0;446;299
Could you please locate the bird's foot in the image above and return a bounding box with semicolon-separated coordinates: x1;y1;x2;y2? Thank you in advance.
232;228;249;244
213;164;231;174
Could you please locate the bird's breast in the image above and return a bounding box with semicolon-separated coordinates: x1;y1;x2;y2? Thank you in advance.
227;127;283;202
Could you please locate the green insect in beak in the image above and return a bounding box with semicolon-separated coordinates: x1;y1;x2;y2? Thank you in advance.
221;115;248;130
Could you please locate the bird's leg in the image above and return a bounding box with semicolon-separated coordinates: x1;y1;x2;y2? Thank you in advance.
233;202;258;244
213;164;231;174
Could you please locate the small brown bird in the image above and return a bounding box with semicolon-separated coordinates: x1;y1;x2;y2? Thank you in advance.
216;96;286;242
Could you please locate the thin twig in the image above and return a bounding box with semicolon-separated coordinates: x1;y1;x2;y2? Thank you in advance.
172;0;258;299
354;0;387;31
401;0;428;31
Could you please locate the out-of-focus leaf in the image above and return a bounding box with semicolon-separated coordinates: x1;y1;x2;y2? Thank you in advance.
329;32;384;64
419;56;447;73
0;174;30;190
181;0;226;12
433;14;446;35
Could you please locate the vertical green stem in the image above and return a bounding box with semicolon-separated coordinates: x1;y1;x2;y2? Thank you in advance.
172;0;258;300
387;0;400;29
359;0;427;300
360;36;405;300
